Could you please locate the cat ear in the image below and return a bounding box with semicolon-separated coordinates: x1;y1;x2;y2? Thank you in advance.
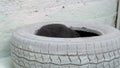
70;26;72;28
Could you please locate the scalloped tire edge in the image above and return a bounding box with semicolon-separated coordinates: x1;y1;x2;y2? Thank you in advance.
10;22;120;68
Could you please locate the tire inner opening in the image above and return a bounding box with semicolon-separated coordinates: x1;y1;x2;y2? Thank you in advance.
35;26;102;38
72;27;102;37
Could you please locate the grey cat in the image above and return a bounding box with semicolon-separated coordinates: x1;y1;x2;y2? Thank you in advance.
35;24;80;38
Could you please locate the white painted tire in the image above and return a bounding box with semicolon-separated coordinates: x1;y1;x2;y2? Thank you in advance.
11;22;120;68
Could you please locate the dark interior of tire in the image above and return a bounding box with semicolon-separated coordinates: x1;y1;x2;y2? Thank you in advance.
35;26;101;38
75;30;100;37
